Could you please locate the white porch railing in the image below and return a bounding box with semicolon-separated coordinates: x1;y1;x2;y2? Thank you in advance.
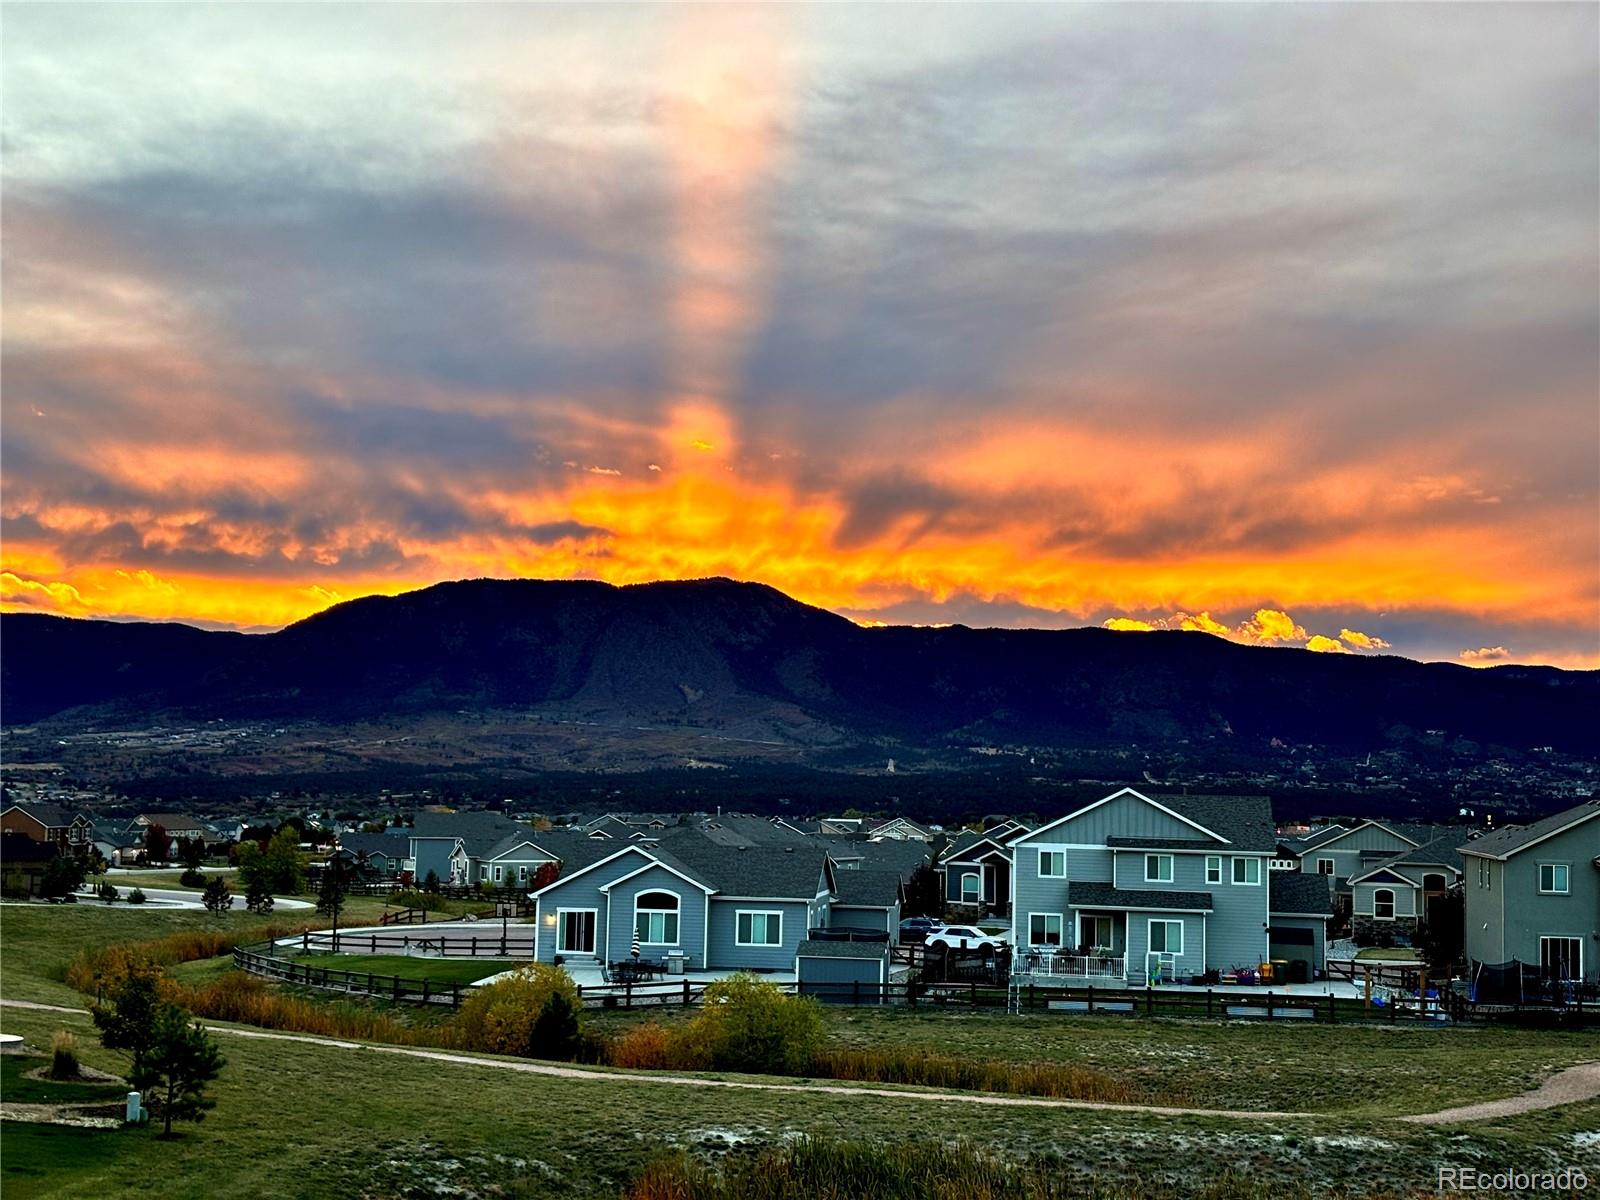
1019;952;1127;980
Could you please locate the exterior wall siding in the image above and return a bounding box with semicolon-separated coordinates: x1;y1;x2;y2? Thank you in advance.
1502;828;1599;982
707;899;810;970
534;850;654;961
603;864;709;969
410;838;457;883
1353;879;1418;918
1125;912;1205;982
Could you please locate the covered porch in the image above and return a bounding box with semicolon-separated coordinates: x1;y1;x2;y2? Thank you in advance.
1018;909;1131;985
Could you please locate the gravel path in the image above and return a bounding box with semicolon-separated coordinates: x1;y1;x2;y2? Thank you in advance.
6;998;1595;1125
1401;1061;1600;1124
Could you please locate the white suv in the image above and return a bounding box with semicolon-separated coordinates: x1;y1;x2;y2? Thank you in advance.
924;925;1007;953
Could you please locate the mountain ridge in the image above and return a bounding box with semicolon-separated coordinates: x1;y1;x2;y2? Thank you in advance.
4;577;1596;758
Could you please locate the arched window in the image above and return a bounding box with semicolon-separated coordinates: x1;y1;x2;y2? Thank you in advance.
1422;873;1447;893
1373;888;1395;920
960;873;980;903
634;891;680;945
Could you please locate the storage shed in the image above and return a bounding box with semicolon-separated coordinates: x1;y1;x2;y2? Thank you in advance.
795;939;891;1004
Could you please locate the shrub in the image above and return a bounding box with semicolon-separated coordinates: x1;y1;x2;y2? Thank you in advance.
128;888;147;905
689;974;824;1075
99;882;119;904
202;876;232;914
455;964;585;1058
389;889;448;913
605;1021;678;1070
49;1030;81;1080
179;868;207;888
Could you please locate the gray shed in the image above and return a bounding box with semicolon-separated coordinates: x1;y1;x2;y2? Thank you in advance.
796;939;890;1004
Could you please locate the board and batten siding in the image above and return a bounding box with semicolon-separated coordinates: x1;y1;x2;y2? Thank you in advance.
603;863;710;969
1301;825;1415;880
706;898;810;970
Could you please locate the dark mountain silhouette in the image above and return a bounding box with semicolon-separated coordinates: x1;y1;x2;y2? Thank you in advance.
4;577;1596;756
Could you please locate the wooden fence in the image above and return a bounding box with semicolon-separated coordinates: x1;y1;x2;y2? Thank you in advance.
233;939;1593;1024
292;929;536;958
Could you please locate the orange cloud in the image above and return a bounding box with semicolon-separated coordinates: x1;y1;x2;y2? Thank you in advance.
1103;617;1156;632
1459;646;1512;664
1305;634;1347;653
1339;628;1391;651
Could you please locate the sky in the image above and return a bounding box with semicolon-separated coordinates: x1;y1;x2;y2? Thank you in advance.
3;4;1597;668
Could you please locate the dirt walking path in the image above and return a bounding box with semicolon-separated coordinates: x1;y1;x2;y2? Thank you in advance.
6;998;1595;1125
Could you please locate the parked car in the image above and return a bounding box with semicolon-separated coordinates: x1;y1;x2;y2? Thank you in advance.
898;916;943;944
925;925;1007;953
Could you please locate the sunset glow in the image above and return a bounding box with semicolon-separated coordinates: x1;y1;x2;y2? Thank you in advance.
4;5;1596;667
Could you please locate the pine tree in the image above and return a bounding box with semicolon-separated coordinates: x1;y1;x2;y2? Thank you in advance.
144;1005;225;1137
201;876;232;914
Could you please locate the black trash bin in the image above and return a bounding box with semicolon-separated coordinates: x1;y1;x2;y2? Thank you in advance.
1289;958;1309;985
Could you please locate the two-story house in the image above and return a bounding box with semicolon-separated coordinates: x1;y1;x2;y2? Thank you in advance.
1461;800;1599;984
1009;788;1329;985
1;801;94;859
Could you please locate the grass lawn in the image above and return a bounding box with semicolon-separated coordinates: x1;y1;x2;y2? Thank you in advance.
4;905;1599;1198
1;1004;1595;1200
284;952;524;985
0;903;392;1006
0;1055;128;1105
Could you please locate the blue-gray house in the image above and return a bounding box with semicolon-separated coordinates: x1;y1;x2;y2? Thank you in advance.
531;832;841;971
1009;787;1325;985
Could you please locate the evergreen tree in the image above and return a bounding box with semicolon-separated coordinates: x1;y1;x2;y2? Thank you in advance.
201;876;232;914
144;1006;225;1136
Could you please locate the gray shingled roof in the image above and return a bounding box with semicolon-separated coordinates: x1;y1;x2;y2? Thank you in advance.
1135;793;1277;852
1066;881;1214;912
796;939;889;960
831;870;902;907
5;801;84;828
1459;801;1600;860
652;832;830;898
1270;871;1334;916
1292;825;1348;852
1387;835;1466;871
411;811;525;845
338;832;404;858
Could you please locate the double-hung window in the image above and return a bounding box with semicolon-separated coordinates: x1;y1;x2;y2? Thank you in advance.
1205;856;1222;884
1039;851;1066;878
960;873;981;903
1232;858;1261;885
1144;854;1174;883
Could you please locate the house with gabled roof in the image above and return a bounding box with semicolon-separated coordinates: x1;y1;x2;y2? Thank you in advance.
865;816;934;842
531;834;837;971
2;801;94;859
1346;836;1463;943
940;827;1027;916
1008;788;1324;985
1461;800;1599;984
